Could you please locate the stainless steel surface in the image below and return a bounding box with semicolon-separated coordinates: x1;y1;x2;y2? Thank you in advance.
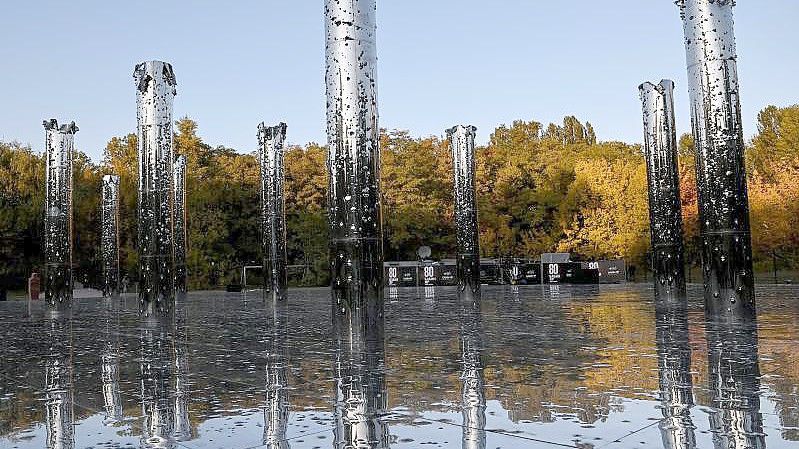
677;0;754;314
43;119;78;309
101;175;121;297
134;60;177;316
173;155;187;293
257;123;288;303
639;80;686;297
448;125;480;296
325;0;384;309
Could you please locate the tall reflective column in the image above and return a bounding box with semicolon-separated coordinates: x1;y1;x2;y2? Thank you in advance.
263;302;290;448
704;312;765;448
43;119;78;309
639;80;686;297
101;175;121;297
134;61;177;316
677;0;754;314
333;293;389;448
173;155;187;293
448;125;480;297
459;294;486;449
258;123;288;302
325;0;384;308
655;297;697;449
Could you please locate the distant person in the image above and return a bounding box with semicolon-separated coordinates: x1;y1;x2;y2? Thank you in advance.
28;271;41;300
122;276;130;294
628;265;637;282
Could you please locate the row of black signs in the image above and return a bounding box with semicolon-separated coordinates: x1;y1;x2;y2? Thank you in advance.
384;260;626;287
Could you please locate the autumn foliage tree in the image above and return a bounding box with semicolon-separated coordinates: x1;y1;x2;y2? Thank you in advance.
2;106;799;289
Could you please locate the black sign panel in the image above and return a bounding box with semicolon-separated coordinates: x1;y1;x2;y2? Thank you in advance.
436;263;457;286
418;262;437;286
581;260;626;284
506;261;541;285
543;262;599;284
385;264;418;287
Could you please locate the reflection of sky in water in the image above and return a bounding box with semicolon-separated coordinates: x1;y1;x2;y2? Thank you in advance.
2;285;799;448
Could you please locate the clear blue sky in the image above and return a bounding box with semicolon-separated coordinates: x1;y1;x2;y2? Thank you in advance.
1;1;797;162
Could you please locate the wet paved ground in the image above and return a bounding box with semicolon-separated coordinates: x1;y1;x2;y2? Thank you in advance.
1;284;798;448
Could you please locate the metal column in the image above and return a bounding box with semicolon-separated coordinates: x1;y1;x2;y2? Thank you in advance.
258;123;288;302
448;125;480;297
101;175;121;297
43;119;78;308
173;155;187;293
325;0;384;310
134;60;177;316
639;80;686;297
677;0;755;314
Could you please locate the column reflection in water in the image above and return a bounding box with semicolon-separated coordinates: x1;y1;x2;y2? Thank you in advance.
263;302;290;448
134;60;177;316
173;313;192;442
677;0;755;314
333;293;389;448
101;175;121;297
43;119;78;308
45;315;74;449
139;314;192;448
459;292;486;449
448;125;480;297
639;80;686;297
704;312;765;448
258;123;288;302
325;0;384;307
655;297;696;449
101;301;123;425
140;323;175;448
173;155;187;293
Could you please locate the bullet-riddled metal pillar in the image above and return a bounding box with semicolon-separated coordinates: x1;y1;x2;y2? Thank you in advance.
639;80;686;297
448;125;480;296
258;123;288;302
101;175;121;297
134;61;177;315
173;155;187;293
325;0;384;308
677;0;754;314
43;119;78;308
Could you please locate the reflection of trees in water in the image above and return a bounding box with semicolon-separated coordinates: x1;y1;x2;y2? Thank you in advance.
655;297;696;449
704;312;765;449
333;296;390;448
4;289;799;445
757;311;799;442
483;289;655;424
45;315;74;449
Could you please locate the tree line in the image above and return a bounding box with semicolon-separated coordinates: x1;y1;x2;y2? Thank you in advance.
1;106;798;290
